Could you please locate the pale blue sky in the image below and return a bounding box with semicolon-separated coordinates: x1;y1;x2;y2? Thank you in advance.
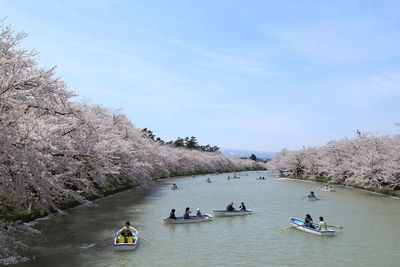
1;0;400;151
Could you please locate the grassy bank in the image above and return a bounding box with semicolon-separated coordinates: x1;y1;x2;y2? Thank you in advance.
278;173;400;198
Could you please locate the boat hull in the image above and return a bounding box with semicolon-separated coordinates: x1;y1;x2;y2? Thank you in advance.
213;209;252;217
289;217;335;236
163;214;213;224
114;232;139;251
320;188;335;192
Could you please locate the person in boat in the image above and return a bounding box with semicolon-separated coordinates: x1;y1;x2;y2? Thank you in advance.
206;178;211;183
172;183;178;190
226;202;235;211
318;216;327;230
118;221;137;243
304;214;316;229
169;209;177;219
238;202;246;211
308;191;317;199
196;208;202;217
183;207;192;219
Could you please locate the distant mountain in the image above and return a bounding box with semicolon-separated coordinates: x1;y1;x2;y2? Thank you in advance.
220;148;276;159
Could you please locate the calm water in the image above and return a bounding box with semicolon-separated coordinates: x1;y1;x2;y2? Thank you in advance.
18;171;400;267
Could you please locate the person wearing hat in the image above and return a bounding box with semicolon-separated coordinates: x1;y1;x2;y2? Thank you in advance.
196;208;202;217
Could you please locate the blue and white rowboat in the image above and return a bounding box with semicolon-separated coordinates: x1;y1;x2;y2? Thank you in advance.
289;217;335;236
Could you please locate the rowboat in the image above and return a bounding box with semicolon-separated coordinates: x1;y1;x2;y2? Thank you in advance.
213;209;253;217
113;231;140;251
320;187;335;192
308;196;319;201
163;214;213;224
289;217;335;236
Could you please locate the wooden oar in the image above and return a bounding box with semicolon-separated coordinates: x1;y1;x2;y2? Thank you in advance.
138;234;155;246
327;224;343;230
81;235;115;249
280;225;301;231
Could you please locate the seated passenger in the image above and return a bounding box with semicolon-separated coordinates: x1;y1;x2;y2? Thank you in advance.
238;202;246;211
169;209;177;219
196;208;202;217
226;202;235;211
318;216;327;230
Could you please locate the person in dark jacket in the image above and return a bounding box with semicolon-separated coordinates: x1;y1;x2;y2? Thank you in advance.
169;209;177;219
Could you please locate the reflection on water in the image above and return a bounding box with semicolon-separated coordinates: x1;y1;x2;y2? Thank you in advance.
18;171;400;267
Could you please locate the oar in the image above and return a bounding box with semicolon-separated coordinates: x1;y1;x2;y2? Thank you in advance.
280;225;301;231
81;235;115;249
327;224;343;230
138;234;155;247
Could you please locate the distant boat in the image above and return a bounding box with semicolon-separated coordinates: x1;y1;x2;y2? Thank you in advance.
289;217;335;236
320;186;335;192
206;178;212;183
212;209;252;217
163;214;213;224
113;231;140;251
227;177;240;180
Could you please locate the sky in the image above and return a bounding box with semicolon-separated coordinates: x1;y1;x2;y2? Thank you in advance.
1;0;400;151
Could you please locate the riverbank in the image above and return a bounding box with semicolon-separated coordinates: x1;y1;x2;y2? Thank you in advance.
1;167;265;223
278;174;400;198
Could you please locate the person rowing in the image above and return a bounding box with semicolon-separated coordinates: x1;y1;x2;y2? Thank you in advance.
183;207;192;219
307;191;318;200
171;183;178;190
238;202;246;211
118;221;137;243
304;214;316;229
226;202;235;211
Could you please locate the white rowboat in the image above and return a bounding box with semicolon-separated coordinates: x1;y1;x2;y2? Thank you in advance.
163;214;213;224
213;209;252;217
113;231;139;251
320;187;335;192
289;217;335;236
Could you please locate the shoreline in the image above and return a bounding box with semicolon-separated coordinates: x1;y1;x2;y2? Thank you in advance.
1;168;265;223
278;174;400;198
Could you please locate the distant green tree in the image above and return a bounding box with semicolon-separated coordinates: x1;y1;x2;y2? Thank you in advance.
249;153;258;161
174;137;185;147
186;136;199;149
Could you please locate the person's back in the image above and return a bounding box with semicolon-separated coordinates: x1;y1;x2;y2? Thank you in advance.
169;209;177;219
226;203;234;211
318;216;327;230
